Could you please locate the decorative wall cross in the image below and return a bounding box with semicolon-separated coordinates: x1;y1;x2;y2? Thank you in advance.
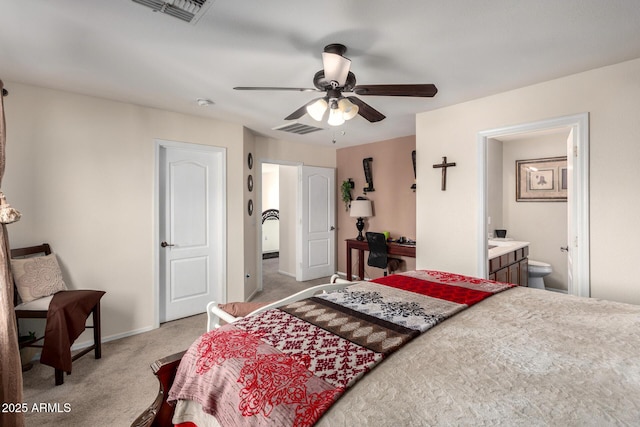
432;156;456;191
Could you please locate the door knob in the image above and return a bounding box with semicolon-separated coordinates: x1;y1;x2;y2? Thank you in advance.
161;241;175;248
330;226;336;231
560;246;569;252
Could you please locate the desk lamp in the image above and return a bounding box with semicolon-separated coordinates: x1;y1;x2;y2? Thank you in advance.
349;199;372;241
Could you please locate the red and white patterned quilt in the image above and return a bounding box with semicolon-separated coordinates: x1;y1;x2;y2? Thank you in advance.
168;270;513;426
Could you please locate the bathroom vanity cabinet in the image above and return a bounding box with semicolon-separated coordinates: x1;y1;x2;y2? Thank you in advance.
488;242;529;287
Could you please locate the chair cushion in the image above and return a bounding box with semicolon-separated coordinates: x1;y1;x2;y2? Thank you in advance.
11;253;67;303
15;295;54;311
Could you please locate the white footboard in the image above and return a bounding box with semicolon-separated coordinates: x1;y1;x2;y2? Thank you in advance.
206;274;352;331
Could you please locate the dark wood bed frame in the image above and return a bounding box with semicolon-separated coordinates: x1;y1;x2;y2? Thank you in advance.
131;351;185;427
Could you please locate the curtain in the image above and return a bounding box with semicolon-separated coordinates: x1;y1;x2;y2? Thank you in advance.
0;80;25;427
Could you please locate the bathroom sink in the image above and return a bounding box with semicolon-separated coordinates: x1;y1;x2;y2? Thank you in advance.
488;240;513;247
488;240;531;260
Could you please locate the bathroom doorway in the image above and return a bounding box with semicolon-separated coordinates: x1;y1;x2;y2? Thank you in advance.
487;130;569;291
477;113;590;297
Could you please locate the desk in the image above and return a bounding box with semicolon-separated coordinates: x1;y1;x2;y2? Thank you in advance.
346;238;416;280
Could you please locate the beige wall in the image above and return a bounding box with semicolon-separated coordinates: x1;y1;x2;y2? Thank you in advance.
278;165;298;276
486;139;504;231
416;57;640;305
243;129;257;300
336;136;417;279
3;81;247;341
254;136;336;167
1;81;335;343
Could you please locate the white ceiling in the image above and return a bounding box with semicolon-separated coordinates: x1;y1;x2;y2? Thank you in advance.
2;0;640;147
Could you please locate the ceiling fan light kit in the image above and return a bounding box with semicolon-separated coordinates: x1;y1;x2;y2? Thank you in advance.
328;100;346;126
322;52;351;87
306;98;328;121
338;98;359;120
234;43;437;127
306;96;359;126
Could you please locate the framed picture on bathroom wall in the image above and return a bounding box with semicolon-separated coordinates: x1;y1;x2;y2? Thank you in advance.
516;156;568;202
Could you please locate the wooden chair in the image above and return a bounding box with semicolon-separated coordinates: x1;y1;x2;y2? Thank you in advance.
366;232;402;276
12;243;102;385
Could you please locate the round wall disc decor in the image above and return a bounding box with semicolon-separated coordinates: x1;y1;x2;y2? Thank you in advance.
247;174;253;192
248;199;254;216
247;153;253;169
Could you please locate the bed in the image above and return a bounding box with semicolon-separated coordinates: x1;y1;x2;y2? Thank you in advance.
133;270;640;426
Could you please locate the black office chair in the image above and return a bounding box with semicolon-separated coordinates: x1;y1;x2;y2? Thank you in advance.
365;232;402;276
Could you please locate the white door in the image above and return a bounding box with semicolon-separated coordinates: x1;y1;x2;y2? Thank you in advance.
159;144;226;322
297;166;336;281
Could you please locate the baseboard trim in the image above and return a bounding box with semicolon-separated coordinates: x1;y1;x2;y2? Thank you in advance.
277;270;296;278
71;325;156;351
545;287;568;294
246;288;259;302
25;325;158;362
336;271;355;281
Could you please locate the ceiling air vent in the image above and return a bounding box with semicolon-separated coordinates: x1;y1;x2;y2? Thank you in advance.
272;122;324;135
132;0;214;24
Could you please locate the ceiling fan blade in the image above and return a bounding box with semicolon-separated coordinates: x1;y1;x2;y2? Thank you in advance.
234;86;319;92
346;97;386;122
353;84;438;97
282;98;314;120
284;104;309;121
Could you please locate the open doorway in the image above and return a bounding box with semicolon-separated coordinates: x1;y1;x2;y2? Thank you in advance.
260;162;298;287
487;129;569;291
256;161;337;298
477;113;590;297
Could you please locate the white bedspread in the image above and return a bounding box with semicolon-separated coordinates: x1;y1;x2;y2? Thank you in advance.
176;286;640;426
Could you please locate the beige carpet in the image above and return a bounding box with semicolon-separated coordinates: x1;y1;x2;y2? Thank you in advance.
21;258;331;426
257;256;335;302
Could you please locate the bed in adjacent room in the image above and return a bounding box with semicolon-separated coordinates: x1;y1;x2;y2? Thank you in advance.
133;270;640;426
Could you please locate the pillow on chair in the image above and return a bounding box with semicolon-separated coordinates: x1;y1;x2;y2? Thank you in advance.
218;301;271;317
11;253;67;303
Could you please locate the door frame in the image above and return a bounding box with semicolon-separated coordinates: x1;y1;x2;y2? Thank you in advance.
153;139;227;327
476;113;589;297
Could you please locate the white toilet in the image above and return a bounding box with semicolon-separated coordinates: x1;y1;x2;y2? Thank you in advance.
528;259;552;289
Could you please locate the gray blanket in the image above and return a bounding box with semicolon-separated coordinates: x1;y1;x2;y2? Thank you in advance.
316;286;640;426
176;286;640;426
